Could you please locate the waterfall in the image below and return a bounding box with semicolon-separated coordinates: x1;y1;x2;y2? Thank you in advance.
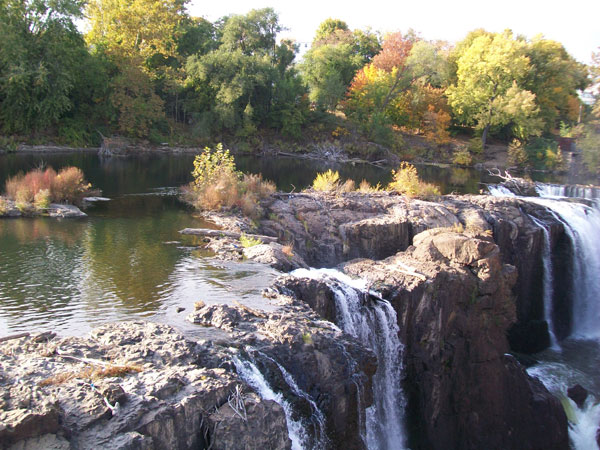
528;363;600;450
233;355;311;450
486;184;516;197
488;184;600;339
527;199;600;340
258;351;330;448
536;183;600;201
528;215;559;348
291;268;407;450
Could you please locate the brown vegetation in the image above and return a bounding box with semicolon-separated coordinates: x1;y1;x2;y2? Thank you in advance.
4;166;98;206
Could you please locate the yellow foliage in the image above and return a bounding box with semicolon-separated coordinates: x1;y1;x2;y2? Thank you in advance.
312;169;341;191
388;162;440;198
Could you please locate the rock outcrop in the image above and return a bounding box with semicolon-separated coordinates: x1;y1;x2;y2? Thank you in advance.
260;191;569;353
277;226;569;449
0;296;376;449
0;198;87;218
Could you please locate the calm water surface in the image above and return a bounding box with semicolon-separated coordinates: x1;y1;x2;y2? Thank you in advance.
0;151;586;337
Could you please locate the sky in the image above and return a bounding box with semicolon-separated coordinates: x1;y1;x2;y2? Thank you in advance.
188;0;599;64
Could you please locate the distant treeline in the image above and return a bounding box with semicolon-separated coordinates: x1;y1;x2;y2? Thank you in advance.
1;1;599;170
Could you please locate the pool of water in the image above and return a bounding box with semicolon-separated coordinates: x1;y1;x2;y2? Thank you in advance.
0;151;590;338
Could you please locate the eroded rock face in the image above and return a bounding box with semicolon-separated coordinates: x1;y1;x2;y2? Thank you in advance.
278;226;568;450
188;300;377;449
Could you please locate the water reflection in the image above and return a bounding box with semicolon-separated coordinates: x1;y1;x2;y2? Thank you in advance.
0;151;588;337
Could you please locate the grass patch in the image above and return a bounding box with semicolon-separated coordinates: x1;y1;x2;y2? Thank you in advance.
39;364;143;386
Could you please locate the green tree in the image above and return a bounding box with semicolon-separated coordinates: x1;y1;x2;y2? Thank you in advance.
300;19;379;111
86;0;190;137
524;37;588;131
447;30;543;147
314;18;349;42
185;8;307;137
0;0;89;133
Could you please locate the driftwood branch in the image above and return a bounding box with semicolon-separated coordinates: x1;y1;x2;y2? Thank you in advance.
179;228;278;244
487;168;513;181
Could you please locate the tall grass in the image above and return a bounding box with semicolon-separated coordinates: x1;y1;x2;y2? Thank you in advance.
4;166;97;205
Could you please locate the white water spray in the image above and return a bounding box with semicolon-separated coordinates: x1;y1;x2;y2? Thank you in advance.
291;268;407;450
528;215;559;349
233;356;310;450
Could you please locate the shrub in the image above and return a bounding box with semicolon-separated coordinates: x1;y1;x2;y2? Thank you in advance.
51;167;93;204
239;233;263;248
185;144;276;217
507;139;529;167
4;166;95;205
388;162;440;198
452;147;473;166
357;179;382;192
0;197;9;215
192;144;237;190
312;169;341;191
34;189;51;209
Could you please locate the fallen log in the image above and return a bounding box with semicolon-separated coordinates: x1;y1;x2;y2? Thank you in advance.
179;228;278;244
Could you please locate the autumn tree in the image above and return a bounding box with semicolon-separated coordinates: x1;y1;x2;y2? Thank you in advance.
447;30;543;147
343;33;450;144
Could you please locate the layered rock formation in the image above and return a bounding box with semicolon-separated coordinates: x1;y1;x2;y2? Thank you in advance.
0;298;376;449
259;191;570;353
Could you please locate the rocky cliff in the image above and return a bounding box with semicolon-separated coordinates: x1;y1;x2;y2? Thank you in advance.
259;191;571;353
263;191;570;449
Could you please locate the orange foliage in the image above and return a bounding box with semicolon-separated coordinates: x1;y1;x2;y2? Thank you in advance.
372;32;413;72
4;167;95;204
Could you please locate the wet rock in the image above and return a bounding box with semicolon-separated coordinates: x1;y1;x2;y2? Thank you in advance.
567;384;588;409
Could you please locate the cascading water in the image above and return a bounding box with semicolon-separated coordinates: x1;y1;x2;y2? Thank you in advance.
291;268;407;450
528;198;600;340
257;351;330;448
233;355;311;450
528;215;559;348
536;183;600;201
489;181;600;449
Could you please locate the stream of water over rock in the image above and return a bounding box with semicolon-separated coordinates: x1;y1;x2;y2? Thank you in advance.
491;183;600;450
291;268;407;450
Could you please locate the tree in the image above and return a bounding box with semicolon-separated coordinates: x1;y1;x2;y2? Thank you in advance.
524;37;588;131
86;0;190;137
0;0;89;133
447;30;543;147
185;8;307;137
300;19;380;111
343;33;450;143
314;18;349;42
